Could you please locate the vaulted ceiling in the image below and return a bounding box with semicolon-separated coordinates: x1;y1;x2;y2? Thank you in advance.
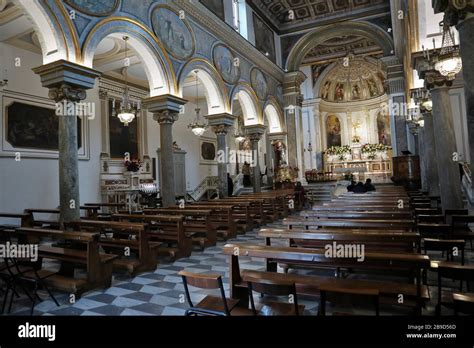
247;0;391;34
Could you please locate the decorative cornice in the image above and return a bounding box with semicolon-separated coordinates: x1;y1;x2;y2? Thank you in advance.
173;0;285;83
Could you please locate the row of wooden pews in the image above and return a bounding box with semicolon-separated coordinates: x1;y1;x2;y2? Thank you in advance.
222;185;474;315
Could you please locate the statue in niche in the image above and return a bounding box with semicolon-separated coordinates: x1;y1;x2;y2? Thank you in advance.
351;84;361;100
368;79;378;97
335;83;344;101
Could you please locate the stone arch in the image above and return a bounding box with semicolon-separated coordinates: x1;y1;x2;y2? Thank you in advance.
13;0;69;63
82;18;176;96
177;58;229;115
230;83;262;126
263;97;284;133
286;21;394;71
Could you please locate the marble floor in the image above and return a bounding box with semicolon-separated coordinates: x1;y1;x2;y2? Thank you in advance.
4;220;473;316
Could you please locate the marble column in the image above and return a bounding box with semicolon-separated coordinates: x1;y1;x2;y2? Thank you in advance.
426;72;463;210
422;112;440;196
143;95;187;207
433;0;474;185
418;127;429;193
33;61;100;226
205;113;236;198
245;124;266;193
283;71;306;169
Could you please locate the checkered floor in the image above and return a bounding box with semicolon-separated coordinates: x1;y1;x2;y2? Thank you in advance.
4;220;473;316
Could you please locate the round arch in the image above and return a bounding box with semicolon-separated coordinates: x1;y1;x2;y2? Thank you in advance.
263;97;284;133
14;0;69;63
177;58;228;115
286;21;394;71
82;18;176;96
230;83;262;126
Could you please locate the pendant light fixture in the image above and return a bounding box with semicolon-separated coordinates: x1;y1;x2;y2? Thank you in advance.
187;70;207;136
116;36;139;126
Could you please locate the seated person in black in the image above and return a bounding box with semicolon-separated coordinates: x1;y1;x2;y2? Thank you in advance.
347;180;356;192
364;178;376;192
352;182;367;194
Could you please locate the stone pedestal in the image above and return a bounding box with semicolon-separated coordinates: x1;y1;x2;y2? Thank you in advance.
33;60;101;226
143;95;187;207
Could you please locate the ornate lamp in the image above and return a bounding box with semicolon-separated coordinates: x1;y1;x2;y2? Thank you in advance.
116;36;139;126
434;22;462;80
234;117;246;143
188;70;207;136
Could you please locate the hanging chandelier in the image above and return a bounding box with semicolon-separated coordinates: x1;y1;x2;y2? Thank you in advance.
434;22;462;80
116;36;139;126
187;70;207;136
234;117;245;142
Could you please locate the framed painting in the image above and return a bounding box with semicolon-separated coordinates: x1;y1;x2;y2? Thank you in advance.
200;137;217;165
1;93;89;159
108;99;139;160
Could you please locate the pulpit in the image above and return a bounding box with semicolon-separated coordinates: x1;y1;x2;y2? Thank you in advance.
392;155;421;190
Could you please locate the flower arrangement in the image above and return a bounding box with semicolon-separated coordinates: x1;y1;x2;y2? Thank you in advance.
361;144;390;160
275;165;299;183
124;158;142;172
326;145;351;160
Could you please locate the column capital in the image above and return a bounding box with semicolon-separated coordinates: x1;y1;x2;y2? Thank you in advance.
244;124;266;142
283;71;307;97
412;52;454;90
142;94;188;124
268;131;287;142
33;60;101;92
433;0;474;26
204;112;236;128
212;124;232;135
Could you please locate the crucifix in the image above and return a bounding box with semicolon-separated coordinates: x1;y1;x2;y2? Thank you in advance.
352;119;361;135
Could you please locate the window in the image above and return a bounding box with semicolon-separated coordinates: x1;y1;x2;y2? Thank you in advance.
232;0;248;39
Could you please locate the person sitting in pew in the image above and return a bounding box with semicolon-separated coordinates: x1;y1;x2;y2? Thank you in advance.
353;182;367;194
294;181;306;209
347;180;356;192
227;173;234;197
364;178;376;192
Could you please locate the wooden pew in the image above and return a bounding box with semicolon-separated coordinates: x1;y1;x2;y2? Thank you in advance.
284;217;416;231
190;201;254;232
11;227;118;295
223;243;430;314
112;214;191;260
258;228;421;253
67;220;160;275
170;204;237;240
144;208;216;249
24;207;100;228
313;205;410;212
84;203;126;220
0;213;34;229
301;211;413;220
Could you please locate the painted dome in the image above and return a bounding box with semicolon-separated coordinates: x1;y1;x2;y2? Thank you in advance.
319;57;386;103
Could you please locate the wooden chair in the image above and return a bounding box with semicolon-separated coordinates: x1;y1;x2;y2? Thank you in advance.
417;215;445;224
319;284;379;316
436;263;474;315
453;293;474;315
246;277;304;316
179;271;240;316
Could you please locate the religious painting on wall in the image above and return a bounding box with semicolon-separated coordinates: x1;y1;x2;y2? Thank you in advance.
200;137;217;164
213;44;240;84
108;99;139;160
250;68;268;100
151;6;194;60
199;0;225;20
351;83;361;100
377;111;392;146
326;115;342;147
367;78;379;97
252;13;276;63
6;101;82;151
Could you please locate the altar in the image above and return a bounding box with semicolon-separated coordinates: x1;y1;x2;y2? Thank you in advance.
323;143;393;182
